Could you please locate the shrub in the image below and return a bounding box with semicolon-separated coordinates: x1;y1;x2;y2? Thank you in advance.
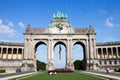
48;69;74;73
0;70;6;73
114;68;120;72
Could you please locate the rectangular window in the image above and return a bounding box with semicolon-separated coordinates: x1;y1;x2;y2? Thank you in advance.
114;60;117;64
99;61;102;65
109;61;112;64
104;61;107;65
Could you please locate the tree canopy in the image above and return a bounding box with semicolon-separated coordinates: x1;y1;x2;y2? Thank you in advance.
73;60;85;70
36;60;46;71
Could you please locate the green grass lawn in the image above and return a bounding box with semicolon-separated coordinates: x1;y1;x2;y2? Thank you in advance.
9;72;117;80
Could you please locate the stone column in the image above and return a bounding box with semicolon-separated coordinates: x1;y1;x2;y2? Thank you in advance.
66;39;70;59
23;38;32;71
51;39;54;60
46;39;51;70
34;50;37;72
89;37;97;70
116;47;118;58
17;48;18;59
11;48;13;59
30;40;34;59
106;48;108;59
0;47;3;59
92;39;97;70
6;48;8;59
88;36;91;69
51;39;54;70
47;39;54;70
22;48;24;59
66;39;69;69
30;40;37;72
101;48;103;58
24;38;31;59
86;39;89;59
86;39;90;70
67;39;70;59
66;39;74;70
96;48;98;58
0;47;1;59
24;39;28;59
89;38;93;59
111;47;113;58
93;39;96;59
47;40;49;61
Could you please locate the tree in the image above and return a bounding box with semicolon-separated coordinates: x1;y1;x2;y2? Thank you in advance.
73;60;85;70
36;60;46;71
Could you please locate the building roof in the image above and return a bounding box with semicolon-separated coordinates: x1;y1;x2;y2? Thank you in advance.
24;26;95;35
0;42;24;46
96;41;120;46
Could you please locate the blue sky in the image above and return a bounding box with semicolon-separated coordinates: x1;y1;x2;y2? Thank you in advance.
0;0;120;68
0;0;120;42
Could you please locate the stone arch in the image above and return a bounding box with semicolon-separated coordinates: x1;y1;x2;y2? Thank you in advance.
34;40;48;51
72;40;87;70
54;40;67;48
53;40;67;69
73;41;85;47
72;40;86;47
34;40;48;71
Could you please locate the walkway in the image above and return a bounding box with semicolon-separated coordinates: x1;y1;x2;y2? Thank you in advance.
0;71;36;80
85;70;120;80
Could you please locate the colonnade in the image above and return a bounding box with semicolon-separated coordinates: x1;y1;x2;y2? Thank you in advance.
0;47;24;60
96;46;120;68
96;47;120;59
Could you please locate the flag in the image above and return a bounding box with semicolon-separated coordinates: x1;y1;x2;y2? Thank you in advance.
59;45;62;60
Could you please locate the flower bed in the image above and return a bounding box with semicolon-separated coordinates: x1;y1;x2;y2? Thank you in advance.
48;69;74;73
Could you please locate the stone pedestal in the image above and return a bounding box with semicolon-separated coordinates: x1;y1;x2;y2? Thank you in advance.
46;60;54;70
66;60;74;70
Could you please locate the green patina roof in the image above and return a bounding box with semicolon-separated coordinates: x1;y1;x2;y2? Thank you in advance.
53;11;67;20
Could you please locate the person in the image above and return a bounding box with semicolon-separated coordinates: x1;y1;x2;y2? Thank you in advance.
49;72;53;75
106;68;109;73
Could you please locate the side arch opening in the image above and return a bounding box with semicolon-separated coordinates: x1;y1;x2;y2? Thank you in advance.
54;41;67;69
35;41;47;71
73;41;86;70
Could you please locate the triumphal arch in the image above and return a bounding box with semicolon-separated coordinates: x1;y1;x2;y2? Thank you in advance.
24;11;97;71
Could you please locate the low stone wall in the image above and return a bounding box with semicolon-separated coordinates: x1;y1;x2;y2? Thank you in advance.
0;66;20;73
0;60;22;73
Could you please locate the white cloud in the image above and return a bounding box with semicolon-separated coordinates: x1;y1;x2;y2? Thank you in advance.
99;9;107;15
8;21;14;27
6;20;14;27
101;37;118;42
18;22;24;28
0;19;15;37
116;24;120;27
105;17;114;27
0;19;2;24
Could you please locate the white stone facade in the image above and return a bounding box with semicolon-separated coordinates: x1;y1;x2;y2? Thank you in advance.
23;18;96;71
0;13;119;72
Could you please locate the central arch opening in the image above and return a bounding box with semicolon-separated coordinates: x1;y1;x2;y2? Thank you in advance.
54;41;66;69
73;41;86;70
35;41;47;71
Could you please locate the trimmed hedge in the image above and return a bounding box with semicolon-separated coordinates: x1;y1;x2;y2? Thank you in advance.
48;69;74;73
0;70;6;73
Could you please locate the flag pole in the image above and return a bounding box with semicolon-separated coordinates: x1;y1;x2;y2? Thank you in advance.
59;44;62;60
